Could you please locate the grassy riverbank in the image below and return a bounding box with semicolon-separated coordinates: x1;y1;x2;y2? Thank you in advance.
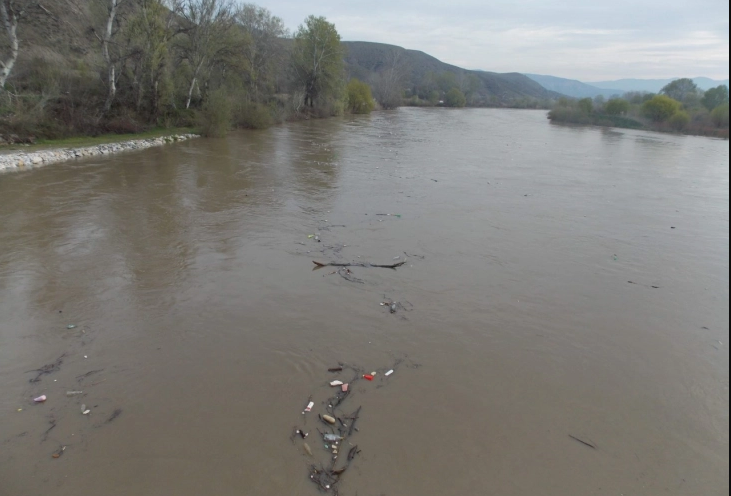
0;128;196;154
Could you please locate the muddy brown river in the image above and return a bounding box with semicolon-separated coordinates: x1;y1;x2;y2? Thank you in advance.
0;109;728;496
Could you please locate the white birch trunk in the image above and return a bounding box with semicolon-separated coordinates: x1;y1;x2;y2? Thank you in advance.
0;1;19;90
102;0;119;113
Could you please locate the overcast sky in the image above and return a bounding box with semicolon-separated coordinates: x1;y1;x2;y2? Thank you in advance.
242;0;729;81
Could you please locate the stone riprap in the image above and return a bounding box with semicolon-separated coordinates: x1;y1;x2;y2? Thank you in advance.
0;134;199;173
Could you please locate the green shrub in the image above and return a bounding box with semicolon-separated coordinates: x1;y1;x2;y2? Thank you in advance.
234;102;273;129
346;79;375;114
711;103;729;127
547;107;592;124
593;114;645;129
197;89;232;138
604;98;630;115
668;110;690;131
701;85;729;111
445;88;466;108
578;98;593;114
642;95;681;122
428;90;441;105
309;96;345;118
556;97;572;108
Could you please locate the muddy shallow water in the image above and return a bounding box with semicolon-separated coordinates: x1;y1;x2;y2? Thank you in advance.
0;109;728;496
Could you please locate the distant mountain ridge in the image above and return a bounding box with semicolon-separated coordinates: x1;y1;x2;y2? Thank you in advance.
524;74;623;99
523;74;729;99
588;77;730;93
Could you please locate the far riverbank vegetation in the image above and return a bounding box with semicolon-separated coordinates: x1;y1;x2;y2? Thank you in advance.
548;79;729;138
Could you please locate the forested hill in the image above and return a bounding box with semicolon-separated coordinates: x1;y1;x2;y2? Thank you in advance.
342;41;561;106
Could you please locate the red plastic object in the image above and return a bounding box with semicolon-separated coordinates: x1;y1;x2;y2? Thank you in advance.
363;375;374;381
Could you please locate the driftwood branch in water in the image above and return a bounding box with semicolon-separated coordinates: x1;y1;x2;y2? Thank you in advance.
569;434;597;450
313;260;406;269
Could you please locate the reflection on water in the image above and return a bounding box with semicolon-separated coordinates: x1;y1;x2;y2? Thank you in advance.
0;109;728;496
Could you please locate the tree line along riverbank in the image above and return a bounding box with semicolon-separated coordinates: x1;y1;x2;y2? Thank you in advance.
548;79;729;138
0;1;550;146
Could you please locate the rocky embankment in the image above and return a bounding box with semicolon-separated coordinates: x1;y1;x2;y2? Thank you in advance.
0;134;199;173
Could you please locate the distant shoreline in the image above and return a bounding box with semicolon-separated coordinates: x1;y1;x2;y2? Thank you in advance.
548;112;729;139
0;134;199;173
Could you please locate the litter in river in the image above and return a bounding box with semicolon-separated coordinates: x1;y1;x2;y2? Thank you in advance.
294;359;415;494
33;395;47;403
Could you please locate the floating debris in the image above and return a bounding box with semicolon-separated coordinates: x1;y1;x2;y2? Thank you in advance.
296;359;418;493
33;395;47;403
106;408;122;423
569;434;597;450
75;369;104;382
28;353;67;383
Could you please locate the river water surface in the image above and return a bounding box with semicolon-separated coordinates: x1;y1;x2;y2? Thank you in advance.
0;109;728;496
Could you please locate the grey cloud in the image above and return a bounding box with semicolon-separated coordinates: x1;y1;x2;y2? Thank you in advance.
243;0;729;80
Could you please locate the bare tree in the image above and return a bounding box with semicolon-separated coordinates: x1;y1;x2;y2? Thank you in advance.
177;0;237;109
125;0;183;115
236;3;287;102
0;0;27;90
372;48;409;109
65;0;132;114
99;0;127;113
